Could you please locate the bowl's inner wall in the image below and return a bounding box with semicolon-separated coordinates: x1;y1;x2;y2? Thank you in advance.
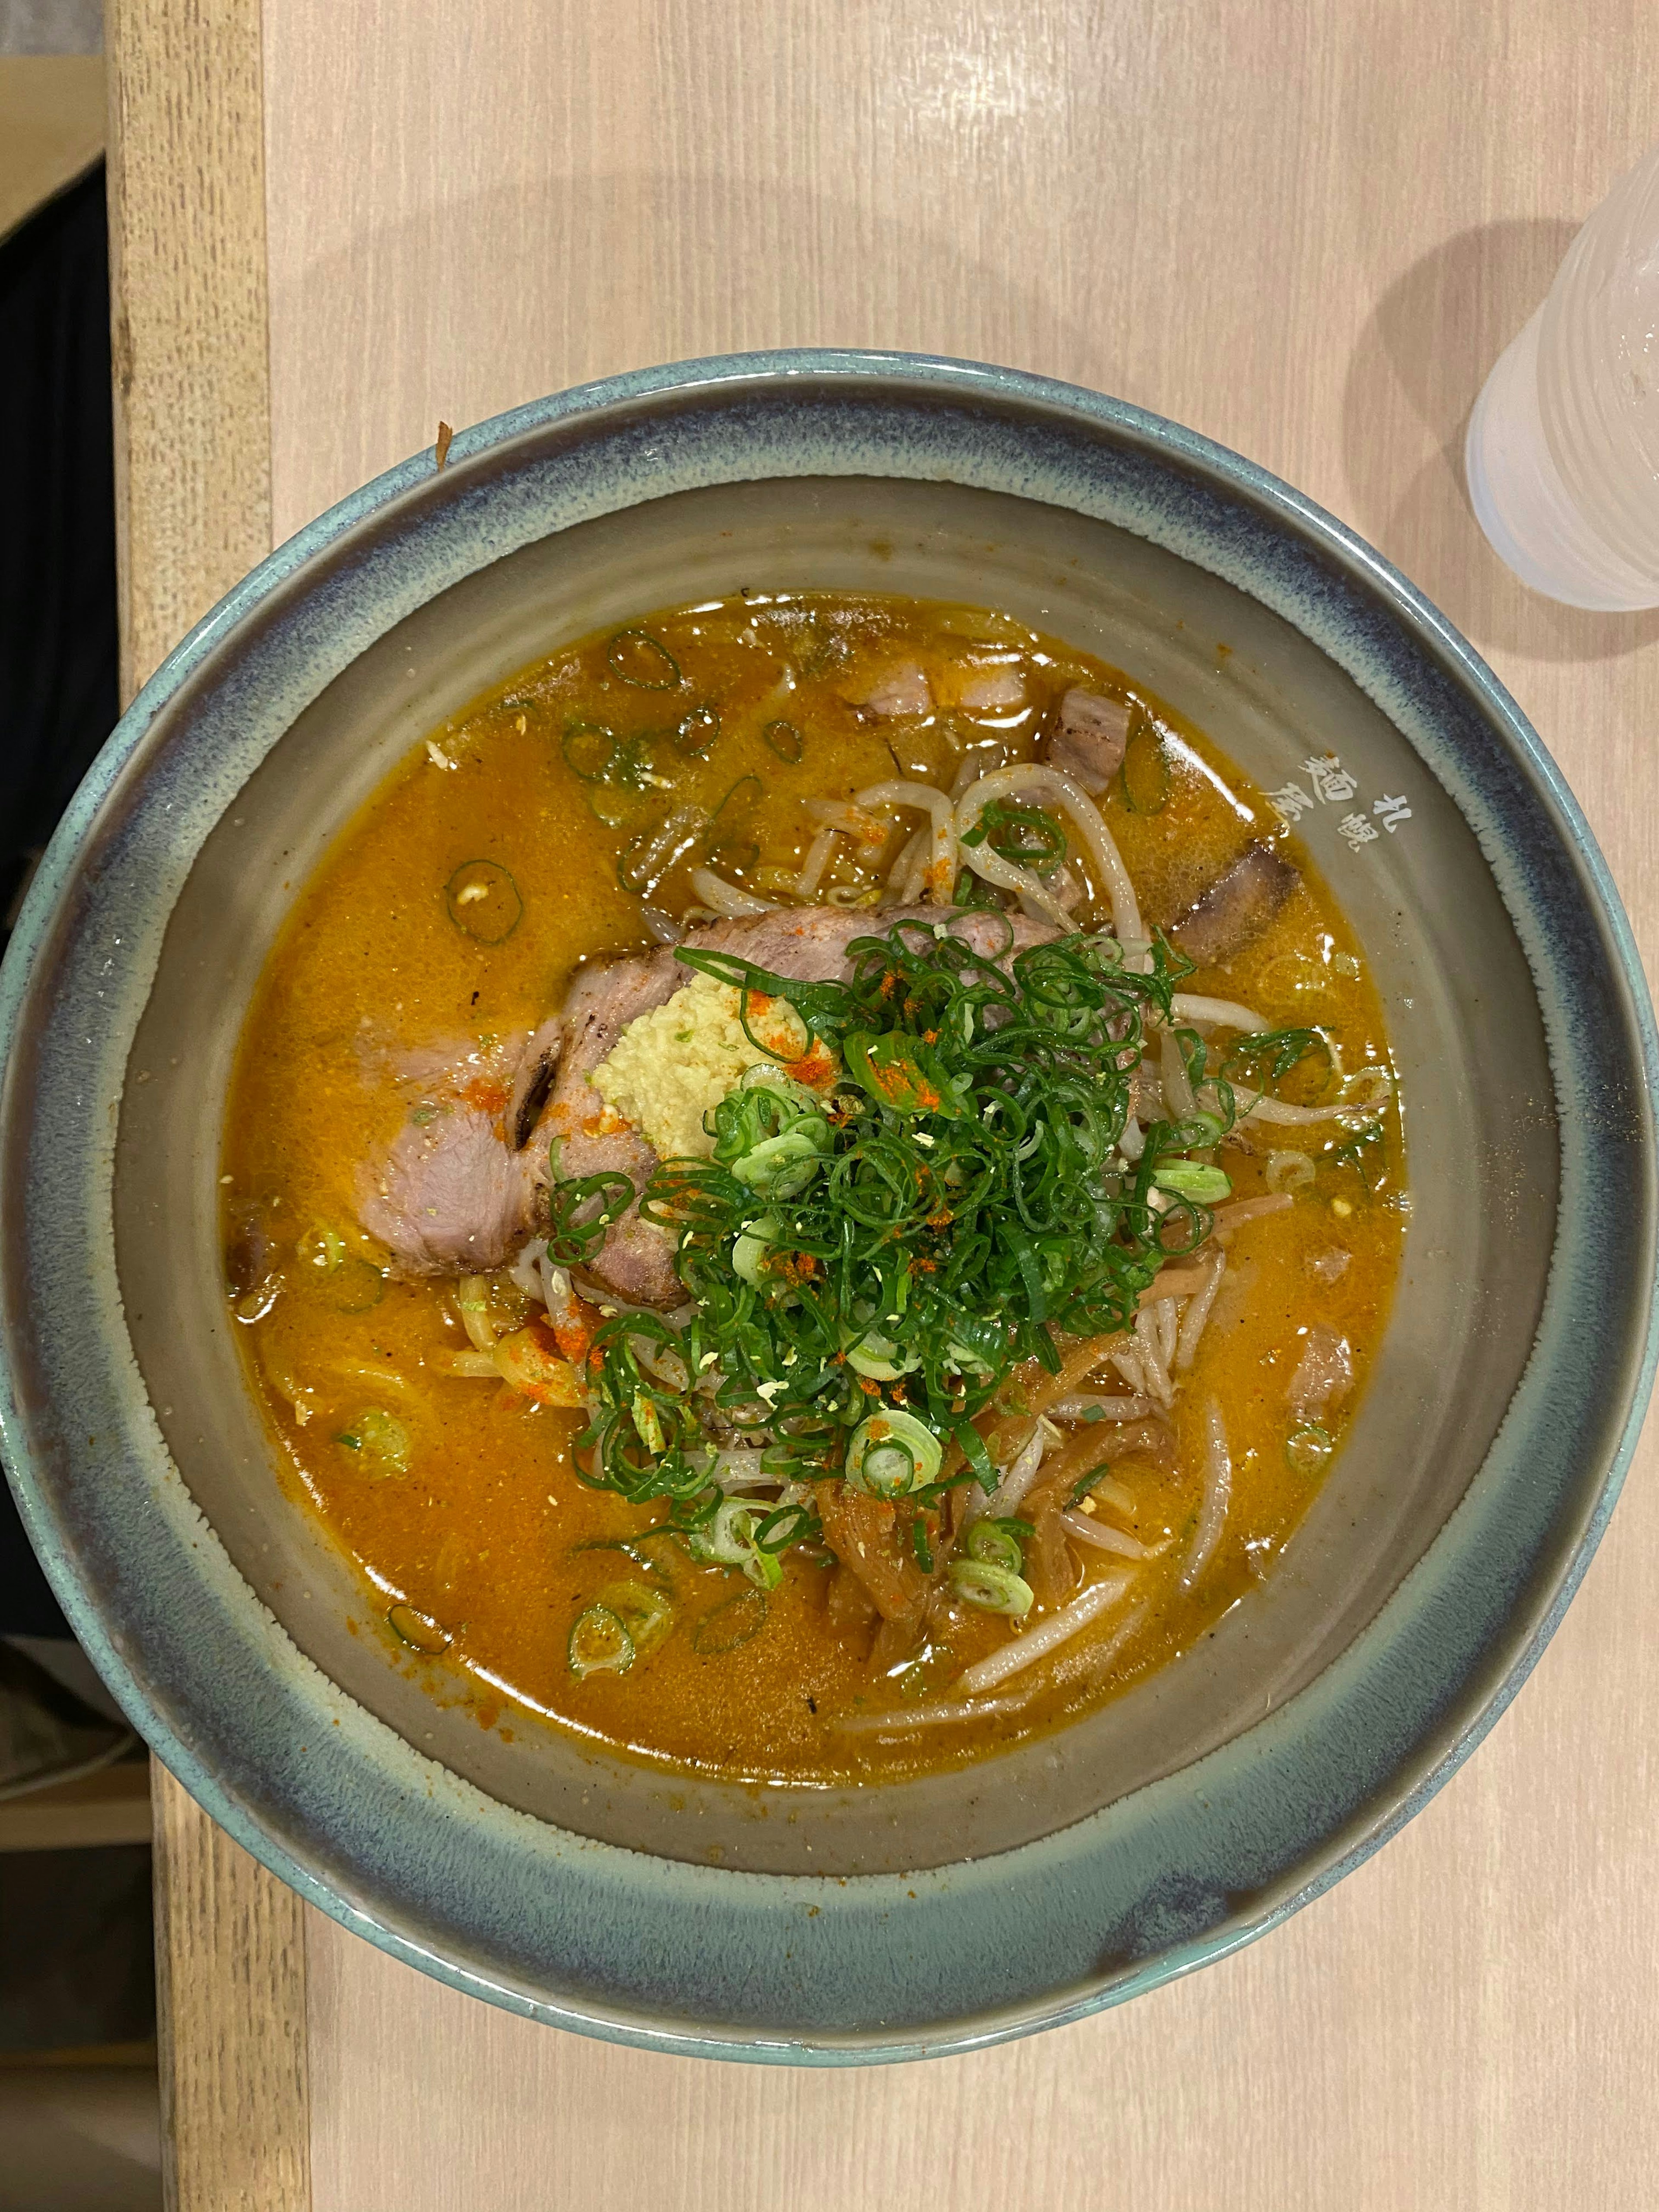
114;474;1555;1876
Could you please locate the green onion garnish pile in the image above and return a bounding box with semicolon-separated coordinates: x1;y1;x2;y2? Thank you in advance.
548;915;1239;1555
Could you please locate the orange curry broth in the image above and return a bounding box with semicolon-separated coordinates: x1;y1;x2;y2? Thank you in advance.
222;591;1405;1783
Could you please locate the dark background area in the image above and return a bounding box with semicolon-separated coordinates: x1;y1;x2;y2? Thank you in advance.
1;162;119;1637
1;158;161;2211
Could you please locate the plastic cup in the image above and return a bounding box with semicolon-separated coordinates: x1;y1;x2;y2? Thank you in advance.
1465;144;1659;611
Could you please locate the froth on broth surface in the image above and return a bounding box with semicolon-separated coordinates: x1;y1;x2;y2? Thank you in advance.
223;591;1405;1783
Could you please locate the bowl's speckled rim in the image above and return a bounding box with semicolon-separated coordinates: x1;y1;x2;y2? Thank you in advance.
2;350;1656;2063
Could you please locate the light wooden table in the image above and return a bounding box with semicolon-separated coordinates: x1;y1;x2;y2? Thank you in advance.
110;3;1659;2206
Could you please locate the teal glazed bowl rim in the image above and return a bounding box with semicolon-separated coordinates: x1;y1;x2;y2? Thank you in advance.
3;349;1656;2062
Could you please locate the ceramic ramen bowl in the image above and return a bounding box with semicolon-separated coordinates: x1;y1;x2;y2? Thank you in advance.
1;352;1654;2060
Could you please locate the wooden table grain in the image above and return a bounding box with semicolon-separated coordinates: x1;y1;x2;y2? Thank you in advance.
109;3;1659;2206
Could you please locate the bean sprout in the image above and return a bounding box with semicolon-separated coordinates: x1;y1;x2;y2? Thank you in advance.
953;764;1142;943
794;826;838;899
1175;1247;1226;1369
883;827;928;904
955;1572;1133;1695
1170;994;1267;1032
854;779;957;900
963;1422;1050;1526
688;868;776;918
1134;1306;1174;1406
1180;1402;1232;1588
1061;1510;1160;1560
1049;1393;1154;1423
1153;1294;1179;1372
1160;1025;1196;1120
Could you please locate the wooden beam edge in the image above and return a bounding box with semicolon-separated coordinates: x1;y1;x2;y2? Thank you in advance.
105;1;309;2206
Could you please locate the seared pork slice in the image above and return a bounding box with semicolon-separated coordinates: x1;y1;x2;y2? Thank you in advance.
359;1106;543;1273
509;1014;563;1150
1170;844;1298;966
1046;689;1131;793
357;1022;560;1275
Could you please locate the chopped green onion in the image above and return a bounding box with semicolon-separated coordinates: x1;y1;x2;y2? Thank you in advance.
1265;1149;1316;1195
546;1170;635;1266
606;628;682;690
1174;1110;1227;1149
753;1500;820;1553
560;719;616;780
843;1030;965;1118
730;1122;833;1200
1119;710;1169;813
731;1212;780;1287
763;718;804;763
336;1407;410;1476
745;1546;784;1591
568;1604;635;1680
966;1520;1025;1574
631;1390;668;1457
297;1224;346;1271
948;1558;1034;1615
709;773;762;826
959;798;1066;875
553;919;1207;1515
845;1325;920;1380
952;864;1007;911
687;1499;783;1588
595;1578;674;1658
691;1587;769;1654
952;1418;997;1494
846;1408;942;1499
1152;1161;1233;1202
1285;1421;1333;1477
1223;1027;1334;1094
675;703;721;756
687;1498;757;1567
1331;1121;1387;1191
444;859;523;944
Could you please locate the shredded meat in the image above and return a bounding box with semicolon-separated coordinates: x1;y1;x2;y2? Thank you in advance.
815;1481;928;1630
1039;1417;1176;1506
1045;689;1131;793
827;1562;880;1636
1017;1473;1082;1608
1170;844;1298;966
